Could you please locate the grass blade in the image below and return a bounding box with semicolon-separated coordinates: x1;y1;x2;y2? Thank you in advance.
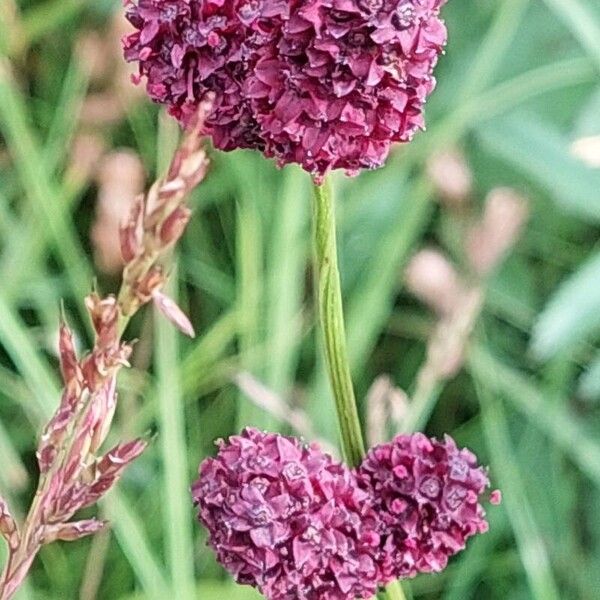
0;288;59;419
154;268;196;600
103;491;170;600
473;367;561;600
265;166;309;394
469;345;600;486
0;59;93;315
542;0;600;69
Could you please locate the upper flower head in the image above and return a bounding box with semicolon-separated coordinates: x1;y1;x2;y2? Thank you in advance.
357;432;493;582
192;427;380;599
123;0;447;181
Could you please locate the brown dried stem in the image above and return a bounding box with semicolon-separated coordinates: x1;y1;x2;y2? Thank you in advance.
401;188;529;434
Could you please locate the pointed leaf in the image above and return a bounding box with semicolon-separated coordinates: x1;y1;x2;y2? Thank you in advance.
476;114;600;222
41;519;107;544
531;250;600;359
152;290;195;337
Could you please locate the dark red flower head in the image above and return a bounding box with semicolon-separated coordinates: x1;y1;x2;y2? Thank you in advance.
123;0;447;181
192;428;380;599
357;432;492;582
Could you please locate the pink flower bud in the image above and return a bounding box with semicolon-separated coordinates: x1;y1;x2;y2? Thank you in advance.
467;188;529;277
80;438;148;509
427;149;473;207
58;321;81;387
193;428;380;599
133;266;165;303
85;294;119;345
406;249;464;316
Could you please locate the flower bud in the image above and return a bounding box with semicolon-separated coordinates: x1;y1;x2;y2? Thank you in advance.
358;433;495;581
193;428;380;600
0;496;19;550
119;194;144;264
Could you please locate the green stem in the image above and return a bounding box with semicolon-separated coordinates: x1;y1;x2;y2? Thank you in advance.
312;178;365;468
311;178;406;600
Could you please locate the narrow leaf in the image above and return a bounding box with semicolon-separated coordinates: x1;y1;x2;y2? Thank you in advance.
476;113;600;222
531;249;600;359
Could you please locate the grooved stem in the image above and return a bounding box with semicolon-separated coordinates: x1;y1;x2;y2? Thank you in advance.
312;178;408;600
312;178;365;468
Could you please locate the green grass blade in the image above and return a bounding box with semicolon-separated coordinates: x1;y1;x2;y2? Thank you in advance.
0;60;93;314
103;491;170;600
457;0;531;102
154;268;196;600
473;366;561;600
2;56;90;296
0;288;59;419
265;166;309;394
476;113;600;223
542;0;600;69
530;249;600;359
469;345;600;486
234;155;271;429
474;57;596;122
17;0;85;55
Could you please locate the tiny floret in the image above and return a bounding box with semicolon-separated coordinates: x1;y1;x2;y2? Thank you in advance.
123;0;448;180
192;427;380;599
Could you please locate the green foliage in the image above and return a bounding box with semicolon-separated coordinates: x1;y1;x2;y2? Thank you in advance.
1;0;600;599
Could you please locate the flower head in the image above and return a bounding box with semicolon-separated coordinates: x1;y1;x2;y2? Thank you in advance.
192;427;380;599
357;432;492;582
123;0;447;181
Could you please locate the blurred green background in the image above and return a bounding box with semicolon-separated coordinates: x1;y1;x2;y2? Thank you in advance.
1;0;600;598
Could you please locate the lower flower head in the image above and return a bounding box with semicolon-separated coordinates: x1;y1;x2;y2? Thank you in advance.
192;428;380;599
357;432;493;582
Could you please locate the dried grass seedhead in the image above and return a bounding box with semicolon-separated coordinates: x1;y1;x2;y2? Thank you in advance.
406;248;464;316
366;376;409;446
467;188;529;277
118;98;212;331
76;13;144;128
0;106;211;600
427;149;473;207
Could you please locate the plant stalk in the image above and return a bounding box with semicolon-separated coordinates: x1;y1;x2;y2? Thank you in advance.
312;178;365;468
311;178;406;600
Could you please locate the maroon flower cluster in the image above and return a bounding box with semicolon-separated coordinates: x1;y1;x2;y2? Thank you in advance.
192;428;380;599
123;0;448;180
358;433;494;582
193;429;496;598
